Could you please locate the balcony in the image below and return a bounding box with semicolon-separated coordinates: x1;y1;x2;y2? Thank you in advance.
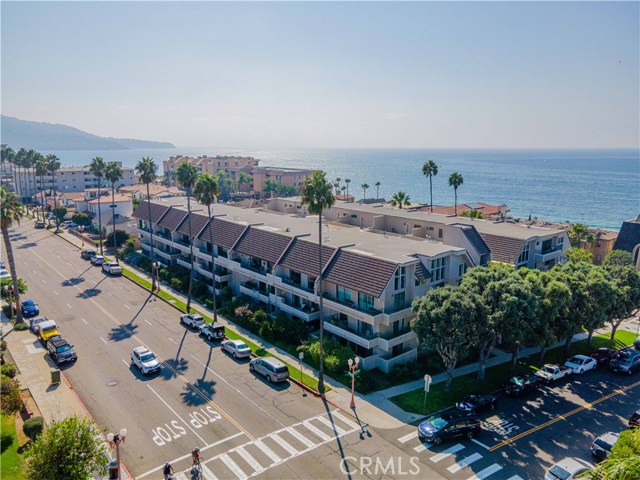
275;297;320;322
377;328;416;351
195;262;213;279
156;231;172;241
154;247;179;262
322;293;383;322
323;315;379;349
176;255;193;269
238;261;268;278
239;281;269;304
176;238;192;248
534;245;563;263
273;276;317;302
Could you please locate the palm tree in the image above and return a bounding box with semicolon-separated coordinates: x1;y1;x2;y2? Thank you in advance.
448;172;464;215
89;157;106;254
1;187;25;324
104;162;123;259
374;181;381;200
135;157;158;287
237;172;252;194
390;191;411;210
422;160;439;213
300;170;335;396
335;178;341;196
193;174;220;323
344;178;351;198
46;155;61;232
0;146;14;188
13;148;27;202
33;153;47;223
176;161;199;313
360;183;369;203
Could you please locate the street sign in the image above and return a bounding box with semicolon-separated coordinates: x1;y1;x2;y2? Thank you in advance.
299;352;304;360
424;374;432;392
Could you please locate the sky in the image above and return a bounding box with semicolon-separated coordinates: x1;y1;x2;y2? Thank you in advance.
1;1;638;149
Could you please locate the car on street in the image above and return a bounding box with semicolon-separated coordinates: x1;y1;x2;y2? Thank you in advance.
418;410;482;445
590;348;619;366
46;335;77;364
36;319;60;344
629;408;640;428
535;364;573;383
180;313;205;328
563;355;597;374
504;375;542;397
0;269;10;279
221;339;252;358
130;346;161;375
591;432;620;462
91;255;105;266
249;357;290;383
456;393;497;412
0;261;4;269
199;322;225;341
102;262;123;275
29;316;48;334
81;249;97;260
544;457;594;480
609;348;640;375
635;337;640;350
34;221;45;229
21;299;40;317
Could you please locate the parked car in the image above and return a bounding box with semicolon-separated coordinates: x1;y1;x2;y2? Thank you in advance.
91;255;105;266
590;348;619;366
21;299;40;317
36;319;60;343
102;262;123;275
634;337;640;350
249;357;290;383
629;408;640;428
180;313;205;329
221;339;252;358
418;410;482;445
504;375;542;397
34;221;45;229
29;316;48;334
63;220;74;228
130;346;161;375
535;364;573;383
46;335;77;364
563;355;597;374
591;432;620;462
0;269;10;279
456;393;497;413
609;348;640;375
199;322;225;341
81;249;97;260
545;457;593;480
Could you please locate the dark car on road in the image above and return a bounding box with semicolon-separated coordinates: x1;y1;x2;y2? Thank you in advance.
46;336;77;364
590;348;619;366
456;393;497;413
591;432;620;462
504;375;542;397
81;249;97;260
21;300;40;317
199;322;225;341
34;221;45;229
629;408;640;428
609;349;640;375
418;410;482;445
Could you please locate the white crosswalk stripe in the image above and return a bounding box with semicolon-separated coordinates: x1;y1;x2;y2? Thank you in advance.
506;476;524;480
271;433;299;456
220;453;247;480
331;410;359;430
316;415;346;434
466;463;503;480
303;420;332;441
413;444;429;452
286;426;316;448
254;439;282;464
430;444;465;463
447;452;483;473
201;464;219;480
234;446;264;474
174;474;189;480
398;431;418;443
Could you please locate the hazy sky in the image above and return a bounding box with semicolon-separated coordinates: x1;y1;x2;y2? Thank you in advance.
2;1;638;149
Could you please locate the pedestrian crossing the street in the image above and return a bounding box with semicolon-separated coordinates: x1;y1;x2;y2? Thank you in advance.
173;410;361;480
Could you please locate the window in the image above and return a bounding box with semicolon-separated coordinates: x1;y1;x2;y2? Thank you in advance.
337;285;352;303
438;228;443;238
517;243;530;265
393;291;405;311
431;257;447;283
358;292;374;311
458;264;466;277
394;266;406;290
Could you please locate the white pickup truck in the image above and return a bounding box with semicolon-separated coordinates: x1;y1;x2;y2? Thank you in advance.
535;364;572;383
102;262;123;275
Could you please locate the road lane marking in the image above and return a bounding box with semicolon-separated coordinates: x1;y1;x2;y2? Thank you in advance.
430;444;464;463
53;290;58;295
147;385;207;445
448;452;483;473
42;279;46;284
33;269;37;274
507;476;524;480
108;291;112;295
81;318;88;325
471;438;491;450
169;338;177;344
286;427;315;449
67;262;72;266
302;420;331;441
398;431;418;443
124;304;130;309
316;414;346;435
122;359;129;367
413;444;429;452
254;439;281;464
219;453;247;480
145;319;153;326
234;446;263;473
66;303;72;309
466;463;503;480
174;474;189;480
271;433;298;456
330;410;359;430
201;464;219;480
100;337;107;344
489;379;640;451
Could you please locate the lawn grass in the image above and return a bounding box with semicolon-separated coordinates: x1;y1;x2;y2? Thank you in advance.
390;330;637;415
0;413;26;480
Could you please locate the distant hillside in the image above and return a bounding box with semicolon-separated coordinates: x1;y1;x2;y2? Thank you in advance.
0;115;175;150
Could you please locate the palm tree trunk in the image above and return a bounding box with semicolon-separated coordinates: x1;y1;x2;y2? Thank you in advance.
208;205;218;323
97;179;104;255
39;173;46;223
429;175;433;213
52;171;59;232
317;210;325;395
111;183;117;259
454;188;458;215
1;226;24;323
186;190;194;313
146;182;155;291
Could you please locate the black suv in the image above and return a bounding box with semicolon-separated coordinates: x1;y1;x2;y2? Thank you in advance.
504;375;542;397
609;348;640;375
46;336;77;364
81;249;97;260
629;408;640;428
417;410;481;445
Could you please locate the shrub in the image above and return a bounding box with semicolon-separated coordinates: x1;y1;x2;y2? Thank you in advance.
23;416;44;441
1;363;17;378
106;230;130;248
159;268;171;282
14;321;30;331
235;305;253;319
137;255;152;273
0;374;22;414
0;431;14;453
0;338;6;354
170;278;183;292
71;212;92;226
272;314;308;344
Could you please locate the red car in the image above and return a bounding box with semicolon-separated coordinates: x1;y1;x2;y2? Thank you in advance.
590;348;618;366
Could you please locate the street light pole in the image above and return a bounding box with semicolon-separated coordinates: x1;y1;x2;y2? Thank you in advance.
347;356;360;409
107;428;127;480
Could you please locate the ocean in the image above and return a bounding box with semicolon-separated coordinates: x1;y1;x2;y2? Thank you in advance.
46;147;639;231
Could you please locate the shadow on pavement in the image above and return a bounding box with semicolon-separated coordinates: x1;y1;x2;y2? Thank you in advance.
180;378;217;406
128;292;154;324
129;362;162;382
108;323;139;342
160;357;190;380
62;277;86;287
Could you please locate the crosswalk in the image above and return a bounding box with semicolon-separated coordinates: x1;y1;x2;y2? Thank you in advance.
172;410;360;480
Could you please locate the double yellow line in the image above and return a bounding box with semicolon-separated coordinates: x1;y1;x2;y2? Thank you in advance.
489;379;640;451
28;242;254;441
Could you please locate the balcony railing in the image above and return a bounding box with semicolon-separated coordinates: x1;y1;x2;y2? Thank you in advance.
156;231;171;240
323;293;382;316
239;262;268;276
176;238;191;247
325;314;377;340
282;277;315;293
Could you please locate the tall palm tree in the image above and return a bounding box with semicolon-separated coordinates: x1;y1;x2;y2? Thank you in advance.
344;178;351;198
105;162;123;259
361;183;369;203
46;154;61;232
13;148;27;202
448;172;464;215
135;157;158;287
374;181;381;200
1;187;25;324
422;160;439;213
237;171;252;194
300;170;335;396
335;178;341;196
390;191;411;210
193;174;220;323
33;153;47;223
0;146;14;188
90;157;106;254
176;161;199;313
25;149;38;208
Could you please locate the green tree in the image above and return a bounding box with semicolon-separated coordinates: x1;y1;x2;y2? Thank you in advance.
421;159;439;213
194;173;220;323
412;286;482;391
237;171;252;193
448;172;464;215
24;416;110;480
104;162;123;259
135;156;158;289
581;265;617;346
72;212;92;227
579;428;640;479
34;154;49;223
46;154;61;231
460;209;484;219
0;374;22;414
106;229;130;248
274;183;298;197
216;172;237;201
603;250;633;267
567;223;594;247
566;248;593;264
0;187;25;323
53;205;67;223
0;145;14;189
300;170;335;395
89;156;106;254
176;161;199;312
604;263;640;339
360;183;369;203
0;277;27;301
389;191;411;210
374;181;381;200
344;178;351;197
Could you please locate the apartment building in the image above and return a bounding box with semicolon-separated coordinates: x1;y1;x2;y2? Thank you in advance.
133;198;474;372
13;163;136;199
252;166;313;196
613;216;640;269
163;155;257;186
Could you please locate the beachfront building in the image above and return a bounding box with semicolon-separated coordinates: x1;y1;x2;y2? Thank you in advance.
118;184;185;199
613;216;640;270
133;198;475;372
580;229;618;265
413;202;509;221
252;166;314;197
163;155;257;187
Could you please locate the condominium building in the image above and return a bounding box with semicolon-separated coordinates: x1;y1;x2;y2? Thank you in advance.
252;166;313;195
613;216;640;269
133;198;475;372
163;155;257;186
